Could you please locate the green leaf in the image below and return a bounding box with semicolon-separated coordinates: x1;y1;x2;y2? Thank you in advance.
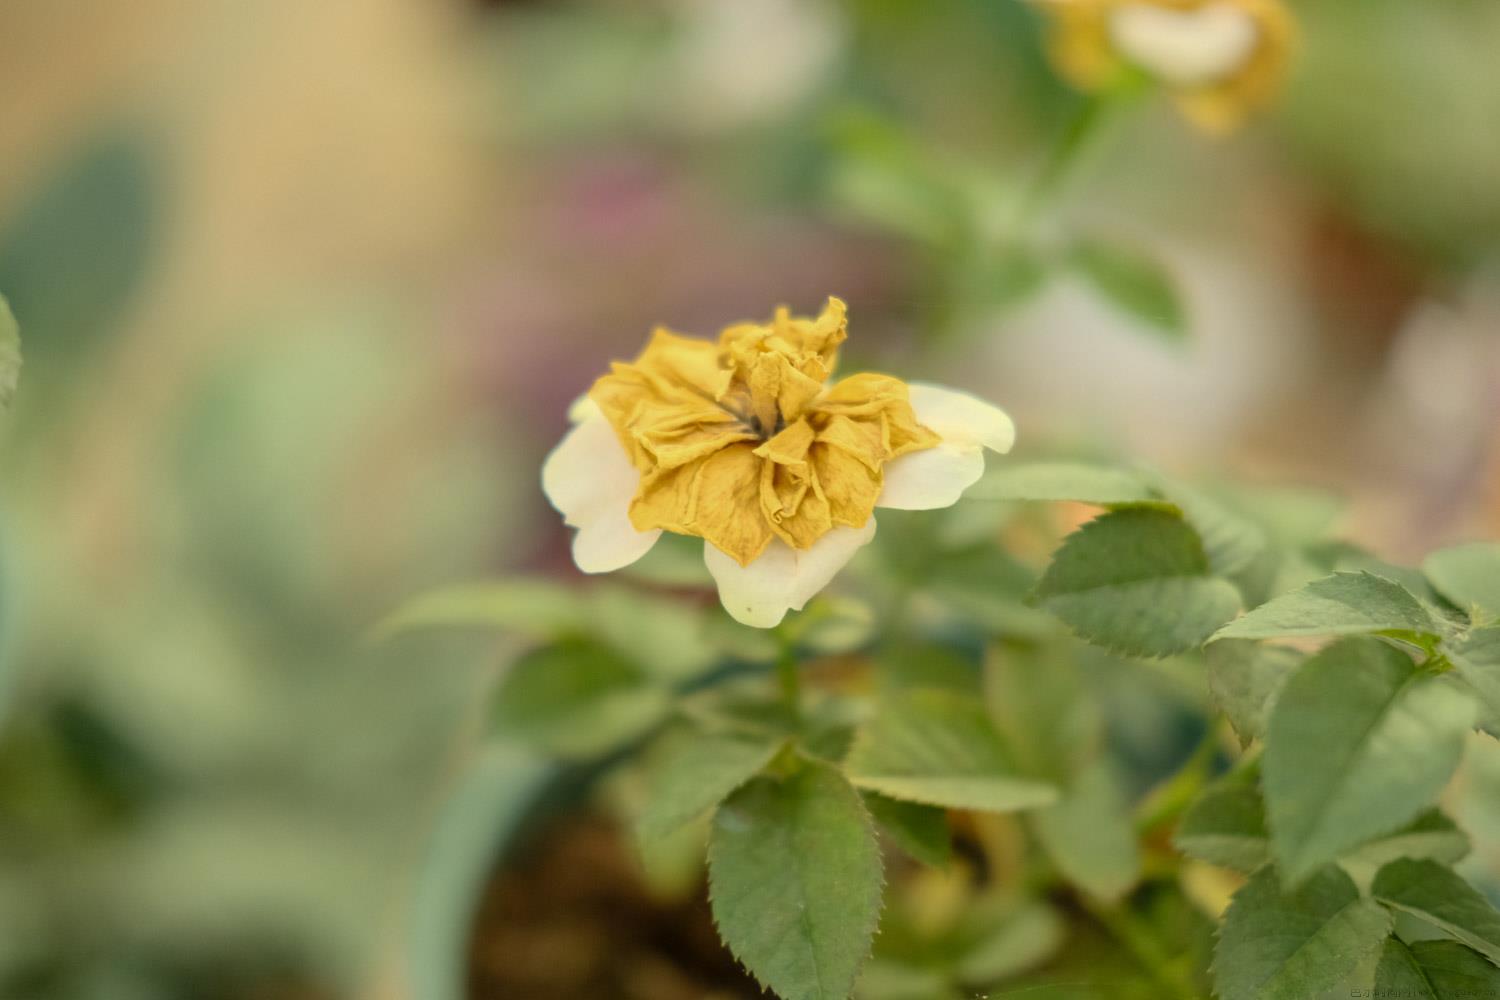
855;960;958;1000
1174;783;1269;874
878;640;982;697
845;690;1058;813
1214;571;1443;643
709;759;884;1000
922;545;1057;639
953;899;1066;985
1213;865;1393;1000
862;793;951;868
1448;624;1500;721
1068;238;1187;341
0;130;157;372
789;596;878;657
0;294;19;407
984;644;1101;783
1175;788;1466;883
636;724;786;842
492;639;669;758
1375;939;1500;999
588;585;719;683
1034;508;1240;657
1372;859;1500;965
966;462;1156;505
373;579;584;641
620;530;714;587
1150;478;1269;580
1373;938;1438;998
1205;639;1300;747
1424;542;1500;622
1337;811;1470;887
1030;762;1141;902
1263;638;1474;882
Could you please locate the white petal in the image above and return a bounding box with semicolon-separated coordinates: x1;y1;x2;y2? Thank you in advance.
877;443;985;510
704;520;878;629
907;383;1016;454
1108;3;1259;86
572;503;663;573
541;414;660;573
567;394;601;424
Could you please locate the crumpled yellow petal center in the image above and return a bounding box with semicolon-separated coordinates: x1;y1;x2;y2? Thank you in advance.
588;297;942;566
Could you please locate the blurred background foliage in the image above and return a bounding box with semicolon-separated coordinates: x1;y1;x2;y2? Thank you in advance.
0;1;1498;998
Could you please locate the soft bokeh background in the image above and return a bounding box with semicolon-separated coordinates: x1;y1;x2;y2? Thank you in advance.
2;1;1499;998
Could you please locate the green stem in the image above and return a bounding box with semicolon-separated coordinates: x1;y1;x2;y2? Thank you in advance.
1014;88;1138;232
1134;723;1223;836
1086;899;1204;1000
775;633;801;722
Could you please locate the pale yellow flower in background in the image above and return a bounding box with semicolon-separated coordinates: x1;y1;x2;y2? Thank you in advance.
1041;0;1296;133
542;298;1015;628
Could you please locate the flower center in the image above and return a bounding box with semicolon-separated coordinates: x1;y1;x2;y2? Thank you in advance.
588;297;942;565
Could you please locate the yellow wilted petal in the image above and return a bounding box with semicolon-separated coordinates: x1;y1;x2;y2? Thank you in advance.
761;459;834;549
632;442;774;565
584;297;949;563
755;418;816;466
810;443;881;529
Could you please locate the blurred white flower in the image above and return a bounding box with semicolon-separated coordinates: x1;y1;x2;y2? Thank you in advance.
667;0;844;130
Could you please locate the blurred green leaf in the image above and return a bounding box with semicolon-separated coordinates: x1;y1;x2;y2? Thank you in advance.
1034;508;1240;657
709;759;884;1000
952;899;1066;986
588;585;719;683
862;793;951;869
0;294;19;407
1373;859;1500;965
1030;762;1140;903
877;640;982;697
1204;639;1300;747
856;959;959;1000
824;112;968;245
846;689;1057;813
620;530;713;588
1151;478;1269;580
1447;624;1500;722
372;579;584;642
1213;865;1391;1000
1067;238;1186;343
1262;638;1474;883
1174;783;1269;874
1424;543;1500;623
1339;811;1470;887
924;545;1055;639
492;639;669;759
0;130;156;372
789;596;878;656
985;644;1101;783
966;462;1156;505
636;723;784;842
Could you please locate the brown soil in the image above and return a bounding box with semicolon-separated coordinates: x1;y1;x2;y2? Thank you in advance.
467;814;761;1000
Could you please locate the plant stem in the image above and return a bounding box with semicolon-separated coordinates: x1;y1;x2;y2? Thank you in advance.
1134;723;1223;836
1086;899;1204;1000
775;633;801;722
1014;88;1137;232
